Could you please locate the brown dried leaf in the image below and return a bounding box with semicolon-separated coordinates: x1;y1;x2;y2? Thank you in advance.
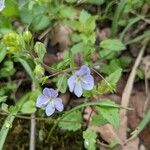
90;124;122;145
141;56;150;79
129;91;146;122
51;23;71;51
139;125;150;147
97;28;111;41
83;106;95;121
122;138;139;150
91;52;99;62
43;54;59;66
60;92;70;106
83;107;122;146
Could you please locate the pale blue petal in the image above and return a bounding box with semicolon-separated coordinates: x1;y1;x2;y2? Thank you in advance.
68;75;76;92
45;102;55;116
81;75;94;90
0;1;5;11
74;83;83;97
76;65;90;76
43;88;58;98
54;98;64;111
36;94;48;108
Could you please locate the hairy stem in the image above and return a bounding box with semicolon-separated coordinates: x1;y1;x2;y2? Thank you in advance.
29;83;36;150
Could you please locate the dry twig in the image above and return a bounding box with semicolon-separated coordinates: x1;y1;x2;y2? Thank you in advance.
118;39;149;144
29;84;36;150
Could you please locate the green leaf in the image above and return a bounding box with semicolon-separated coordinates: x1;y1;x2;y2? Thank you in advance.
59;110;82;131
0;44;7;63
119;56;132;68
20;90;39;114
78;10;96;37
71;42;86;54
96;101;120;129
2;0;19;17
80;32;96;44
20;101;36;114
146;0;150;5
59;6;76;19
1;103;9;112
0;96;7;103
34;42;46;62
54;58;70;70
100;39;126;51
39;76;49;85
99;49;115;59
19;4;50;31
83;90;93;98
136;68;144;79
65;0;77;3
20;8;34;25
91;114;108;126
32;15;50;31
97;69;122;94
83;129;97;150
101;56;131;75
0;60;15;78
79;10;91;24
0;82;17;96
105;69;122;88
86;0;104;5
56;74;68;93
101;59;121;75
18;58;34;80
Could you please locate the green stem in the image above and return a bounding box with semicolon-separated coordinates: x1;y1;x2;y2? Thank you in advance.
111;0;127;37
120;17;141;41
125;31;150;45
0;93;31;150
0;115;16;150
103;0;117;18
125;109;150;144
132;109;150;137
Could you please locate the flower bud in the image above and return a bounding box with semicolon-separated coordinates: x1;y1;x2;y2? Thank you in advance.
7;46;18;54
3;32;22;48
23;31;32;43
34;64;44;78
3;32;22;54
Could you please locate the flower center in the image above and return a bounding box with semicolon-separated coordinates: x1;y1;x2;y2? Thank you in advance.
48;97;54;102
76;76;82;82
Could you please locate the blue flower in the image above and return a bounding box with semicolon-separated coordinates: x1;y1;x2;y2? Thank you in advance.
36;88;64;116
68;65;94;97
0;0;5;12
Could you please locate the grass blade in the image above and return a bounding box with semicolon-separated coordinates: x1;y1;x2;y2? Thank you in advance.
0;93;31;150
